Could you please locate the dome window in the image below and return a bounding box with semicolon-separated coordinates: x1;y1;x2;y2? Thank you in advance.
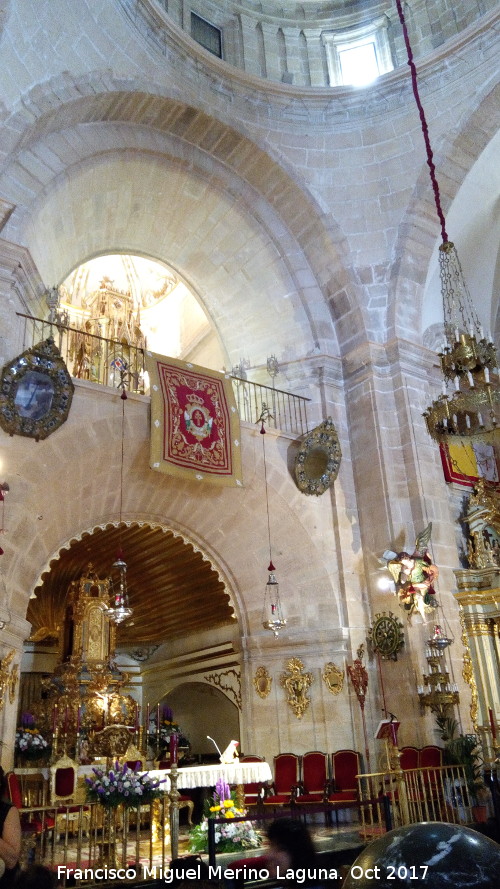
323;17;393;87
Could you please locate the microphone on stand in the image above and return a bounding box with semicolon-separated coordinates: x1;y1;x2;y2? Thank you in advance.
207;735;222;756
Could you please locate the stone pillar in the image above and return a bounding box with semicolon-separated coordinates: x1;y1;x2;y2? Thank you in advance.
260;22;281;83
303;28;325;86
0;606;31;769
238;13;261;77
281;27;302;84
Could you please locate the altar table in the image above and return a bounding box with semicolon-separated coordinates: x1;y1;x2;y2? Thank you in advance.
149;759;272;789
150;760;272;860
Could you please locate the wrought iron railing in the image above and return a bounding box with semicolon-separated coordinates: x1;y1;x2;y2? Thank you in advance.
16;313;310;436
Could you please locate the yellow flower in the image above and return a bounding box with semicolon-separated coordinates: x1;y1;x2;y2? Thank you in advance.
224;811;235;819
223;799;233;808
210;805;221;813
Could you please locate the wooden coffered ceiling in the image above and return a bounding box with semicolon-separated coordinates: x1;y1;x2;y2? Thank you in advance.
27;523;236;647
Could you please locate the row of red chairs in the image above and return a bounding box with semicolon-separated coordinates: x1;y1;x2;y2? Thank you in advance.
399;745;443;771
242;750;362;821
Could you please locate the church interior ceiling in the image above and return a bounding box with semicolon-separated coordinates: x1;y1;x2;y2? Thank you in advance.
27;524;235;648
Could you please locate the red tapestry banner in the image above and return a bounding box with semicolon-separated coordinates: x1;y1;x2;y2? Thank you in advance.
146;352;243;487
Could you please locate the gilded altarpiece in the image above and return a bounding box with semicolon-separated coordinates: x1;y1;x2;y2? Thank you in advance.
455;479;500;760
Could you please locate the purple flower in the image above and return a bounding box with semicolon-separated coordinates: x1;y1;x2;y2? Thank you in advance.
215;778;230;803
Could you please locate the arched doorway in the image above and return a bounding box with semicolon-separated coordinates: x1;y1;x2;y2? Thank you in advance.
161;681;240;760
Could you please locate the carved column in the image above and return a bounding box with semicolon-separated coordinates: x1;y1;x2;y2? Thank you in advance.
0;608;31;769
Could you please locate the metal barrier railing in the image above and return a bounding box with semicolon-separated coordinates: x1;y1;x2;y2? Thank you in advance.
19;796;170;885
357;763;472;834
16;313;310;436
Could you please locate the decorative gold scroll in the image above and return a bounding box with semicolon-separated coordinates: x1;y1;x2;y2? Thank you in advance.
253;666;272;699
280;657;313;719
0;649;15;713
322;662;344;695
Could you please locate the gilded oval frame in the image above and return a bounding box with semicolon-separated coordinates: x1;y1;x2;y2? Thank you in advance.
294;418;342;496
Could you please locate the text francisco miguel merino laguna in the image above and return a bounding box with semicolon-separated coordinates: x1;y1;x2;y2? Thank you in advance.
57;864;340;883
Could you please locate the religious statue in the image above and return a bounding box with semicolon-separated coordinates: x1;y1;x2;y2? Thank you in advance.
382;523;439;621
220;740;239;764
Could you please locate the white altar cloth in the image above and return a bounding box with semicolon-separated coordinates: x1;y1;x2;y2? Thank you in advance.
149;760;272;790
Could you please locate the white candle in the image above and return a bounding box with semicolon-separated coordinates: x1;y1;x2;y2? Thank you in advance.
454;376;460;391
467;371;474;387
485;367;490;382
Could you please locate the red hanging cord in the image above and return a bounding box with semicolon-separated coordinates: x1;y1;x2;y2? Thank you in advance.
395;0;448;244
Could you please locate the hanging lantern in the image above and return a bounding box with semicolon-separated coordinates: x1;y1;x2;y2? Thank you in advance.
107;551;132;625
262;562;287;637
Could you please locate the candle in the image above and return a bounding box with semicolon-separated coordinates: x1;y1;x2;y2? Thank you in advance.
485;367;490;383
135;702;139;730
77;705;81;733
169;732;178;765
489;707;497;740
146;703;150;729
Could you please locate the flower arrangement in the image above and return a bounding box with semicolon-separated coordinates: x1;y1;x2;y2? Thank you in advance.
85;761;165;809
15;713;50;760
188;779;262;855
148;706;189;751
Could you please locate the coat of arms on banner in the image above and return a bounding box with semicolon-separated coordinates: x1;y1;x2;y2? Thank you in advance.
146;352;243;487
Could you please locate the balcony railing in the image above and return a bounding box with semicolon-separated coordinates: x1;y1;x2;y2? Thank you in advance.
16;313;310;436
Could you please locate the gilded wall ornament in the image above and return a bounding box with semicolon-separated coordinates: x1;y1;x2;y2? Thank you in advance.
322;662;344;695
368;612;405;661
0;649;15;712
8;663;18;704
280;657;313;719
294;418;341;496
204;667;242;709
253;666;272;699
0;337;74;441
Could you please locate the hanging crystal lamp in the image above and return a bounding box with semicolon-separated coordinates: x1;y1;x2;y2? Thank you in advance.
107;551;133;625
394;0;500;443
258;406;287;637
262;562;287;637
106;388;133;625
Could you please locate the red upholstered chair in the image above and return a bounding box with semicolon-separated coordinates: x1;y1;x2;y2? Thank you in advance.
49;754;90;837
400;746;419;771
327;749;361;825
419;746;443;768
419;745;444;799
263;753;300;809
6;772;55;838
240;755;265;810
294;751;329;822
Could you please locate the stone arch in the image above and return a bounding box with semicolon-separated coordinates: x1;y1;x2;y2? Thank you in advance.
0;76;365;356
161;681;240;755
27;519;240;649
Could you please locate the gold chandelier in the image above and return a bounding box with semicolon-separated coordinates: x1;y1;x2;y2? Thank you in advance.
395;0;500;443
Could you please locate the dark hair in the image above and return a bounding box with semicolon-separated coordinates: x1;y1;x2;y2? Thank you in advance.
267;817;317;871
14;865;57;888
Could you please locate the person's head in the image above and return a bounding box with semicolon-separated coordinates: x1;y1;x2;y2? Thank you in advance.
14;865;57;888
266;817;316;876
